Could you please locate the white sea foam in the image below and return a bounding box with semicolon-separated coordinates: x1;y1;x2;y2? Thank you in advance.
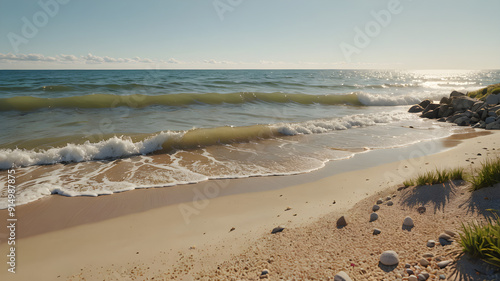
273;111;415;136
0;131;183;169
357;92;447;106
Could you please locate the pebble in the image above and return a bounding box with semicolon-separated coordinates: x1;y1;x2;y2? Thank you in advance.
406;269;414;275
427;240;436;247
405;263;411;268
380;250;399;266
408;275;418;281
417;206;426;214
421;272;430;279
422;253;434;258
376;198;383;204
418;274;427;281
439;274;446;279
438;233;452;241
419;258;430;267
261;269;269;275
372;205;380;212
370;213;379;222
403;216;414;227
336;216;348;228
373;228;381;235
333;271;352;281
386;200;394;206
444;230;457;237
386;196;392;201
437;260;452;269
271;226;285;234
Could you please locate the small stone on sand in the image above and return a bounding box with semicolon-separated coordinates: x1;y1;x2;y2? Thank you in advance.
271;226;285;234
380;250;399;266
403;216;414;227
372;205;380;212
370;213;379;222
333;271;352;281
336;216;348;228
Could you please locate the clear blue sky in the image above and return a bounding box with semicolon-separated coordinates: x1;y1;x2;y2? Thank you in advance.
1;0;499;69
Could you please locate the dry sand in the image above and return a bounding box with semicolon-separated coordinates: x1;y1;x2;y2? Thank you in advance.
0;131;499;280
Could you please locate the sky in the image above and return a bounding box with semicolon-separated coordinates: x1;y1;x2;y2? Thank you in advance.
0;0;499;70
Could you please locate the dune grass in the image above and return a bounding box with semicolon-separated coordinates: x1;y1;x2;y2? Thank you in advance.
467;83;500;100
459;211;500;268
470;158;500;191
403;168;464;187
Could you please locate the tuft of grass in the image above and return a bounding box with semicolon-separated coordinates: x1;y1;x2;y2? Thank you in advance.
403;167;464;187
459;210;500;268
467;83;500;100
470;158;500;191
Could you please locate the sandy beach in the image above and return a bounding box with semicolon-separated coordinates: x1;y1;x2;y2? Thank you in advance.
0;130;498;280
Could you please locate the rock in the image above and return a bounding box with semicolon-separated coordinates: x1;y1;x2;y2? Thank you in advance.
372;205;380;212
418;273;427;281
408;275;418;281
444;230;457;237
454;116;471;126
485;93;500;105
472;101;485;112
422;253;434;258
491;123;500;130
380;250;399;266
403;216;414;227
271;226;285;234
417;206;426;214
440;97;450;104
336;216;348;228
450;91;465;97
334;271;352;281
451;96;477;111
421;272;430;280
419;258;430;267
427;240;436;247
442;106;454;117
409;105;424;113
261;269;269;275
405;263;411;268
439;233;452;241
406;269;414;275
385;196;391;201
437;260;452;269
386;201;394;206
439;274;446;279
485;116;496;124
421;109;438;118
418;99;432;108
376;198;383;204
437;104;449;117
370;213;379;222
471;116;480;123
423;103;440;114
373;228;381;235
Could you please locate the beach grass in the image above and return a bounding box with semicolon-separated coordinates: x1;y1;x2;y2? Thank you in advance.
470;158;500;191
467;83;500;100
459;210;500;268
403;168;464;187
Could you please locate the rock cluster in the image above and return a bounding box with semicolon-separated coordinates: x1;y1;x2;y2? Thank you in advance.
408;90;500;129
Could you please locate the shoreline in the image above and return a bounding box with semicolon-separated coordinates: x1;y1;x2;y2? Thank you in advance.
0;129;488;240
0;130;497;280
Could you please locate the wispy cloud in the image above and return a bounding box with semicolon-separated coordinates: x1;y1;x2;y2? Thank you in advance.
0;52;171;65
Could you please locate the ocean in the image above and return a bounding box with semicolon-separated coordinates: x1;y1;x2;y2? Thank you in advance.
1;69;499;208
